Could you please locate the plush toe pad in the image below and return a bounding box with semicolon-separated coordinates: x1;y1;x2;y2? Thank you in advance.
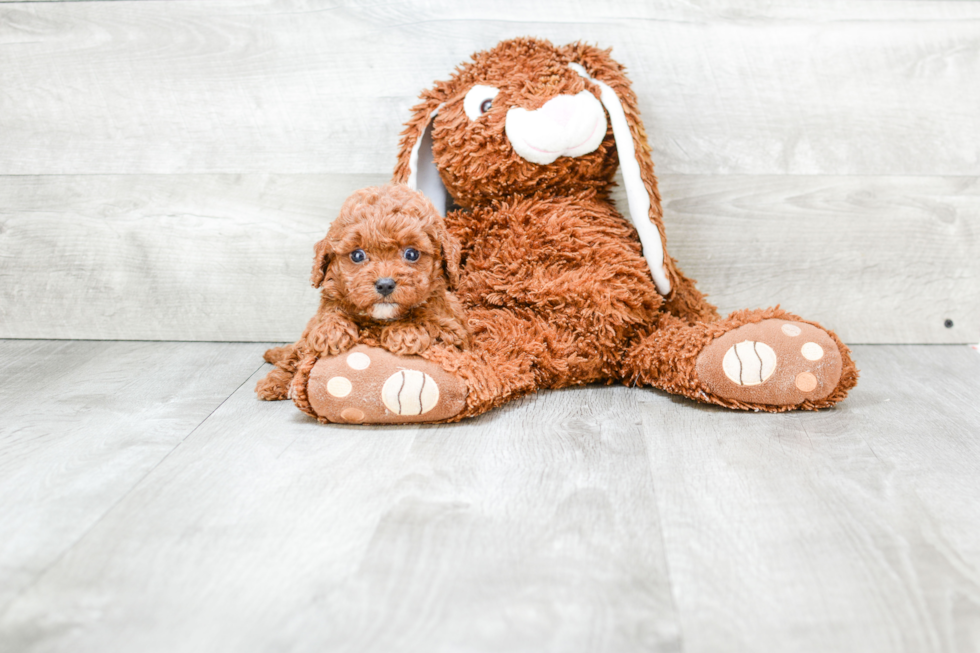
306;345;466;423
696;319;843;406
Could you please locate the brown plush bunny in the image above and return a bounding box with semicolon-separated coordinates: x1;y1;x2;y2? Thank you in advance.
285;37;858;424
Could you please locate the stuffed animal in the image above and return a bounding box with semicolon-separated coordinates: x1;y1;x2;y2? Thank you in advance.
286;37;858;423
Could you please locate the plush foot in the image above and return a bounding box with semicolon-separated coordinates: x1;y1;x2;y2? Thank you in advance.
696;319;844;408
303;345;467;424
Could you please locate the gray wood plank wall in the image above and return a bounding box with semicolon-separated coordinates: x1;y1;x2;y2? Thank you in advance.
1;0;977;343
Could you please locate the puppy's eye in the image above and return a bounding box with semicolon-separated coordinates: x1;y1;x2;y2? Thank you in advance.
403;248;420;262
464;85;500;120
349;249;367;263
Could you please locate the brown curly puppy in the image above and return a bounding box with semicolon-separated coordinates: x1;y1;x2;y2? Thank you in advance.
255;185;469;420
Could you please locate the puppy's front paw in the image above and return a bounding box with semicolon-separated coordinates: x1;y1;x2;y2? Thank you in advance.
433;316;470;349
309;317;358;356
255;367;293;401
380;324;432;356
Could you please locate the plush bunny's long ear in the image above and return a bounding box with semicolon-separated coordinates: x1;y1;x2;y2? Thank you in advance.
567;60;671;296
394;90;450;216
566;46;718;323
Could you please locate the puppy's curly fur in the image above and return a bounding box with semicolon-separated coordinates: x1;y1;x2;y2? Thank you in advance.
255;185;468;402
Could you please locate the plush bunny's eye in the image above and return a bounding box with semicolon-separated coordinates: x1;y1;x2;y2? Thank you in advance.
464;85;500;120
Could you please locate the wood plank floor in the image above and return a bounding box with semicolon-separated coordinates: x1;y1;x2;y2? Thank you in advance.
1;341;978;653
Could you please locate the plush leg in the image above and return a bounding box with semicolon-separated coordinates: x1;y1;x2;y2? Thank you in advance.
625;307;858;411
662;256;721;326
295;309;541;424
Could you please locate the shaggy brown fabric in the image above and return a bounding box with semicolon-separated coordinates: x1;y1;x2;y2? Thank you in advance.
278;37;858;420
255;185;469;408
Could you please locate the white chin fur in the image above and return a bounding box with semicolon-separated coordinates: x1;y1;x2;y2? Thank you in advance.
371;303;400;320
505;91;607;165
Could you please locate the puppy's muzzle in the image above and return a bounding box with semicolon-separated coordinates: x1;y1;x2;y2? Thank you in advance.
375;278;396;297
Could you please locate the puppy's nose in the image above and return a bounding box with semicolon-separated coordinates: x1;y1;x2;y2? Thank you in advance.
375;278;396;297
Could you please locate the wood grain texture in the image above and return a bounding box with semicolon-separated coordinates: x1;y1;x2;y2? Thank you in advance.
1;173;976;343
1;342;979;651
0;358;681;653
0;0;978;176
0;339;267;617
0;173;384;341
642;344;980;653
644;174;980;344
1;0;977;344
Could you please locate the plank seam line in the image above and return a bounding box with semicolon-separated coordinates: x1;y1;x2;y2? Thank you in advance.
640;426;689;653
0;1;177;3
0;358;266;622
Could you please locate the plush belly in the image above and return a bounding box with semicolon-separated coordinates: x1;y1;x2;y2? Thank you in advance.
448;194;663;334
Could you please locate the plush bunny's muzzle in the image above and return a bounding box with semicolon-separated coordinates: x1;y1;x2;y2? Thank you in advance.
505;91;608;165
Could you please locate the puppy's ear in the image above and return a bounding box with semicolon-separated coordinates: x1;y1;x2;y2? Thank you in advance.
440;228;462;290
393;83;452;216
310;236;334;289
563;43;674;297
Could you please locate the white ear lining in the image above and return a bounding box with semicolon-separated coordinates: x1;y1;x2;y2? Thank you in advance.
407;106;447;217
569;63;671;296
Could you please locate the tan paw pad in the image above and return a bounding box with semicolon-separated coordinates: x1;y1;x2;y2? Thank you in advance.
341;407;365;423
346;352;371;370
326;376;352;397
795;372;818;392
800;342;824;361
696;319;843;407
381;370;440;416
722;341;777;386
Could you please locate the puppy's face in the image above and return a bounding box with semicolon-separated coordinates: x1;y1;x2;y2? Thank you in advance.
311;186;459;322
334;212;441;321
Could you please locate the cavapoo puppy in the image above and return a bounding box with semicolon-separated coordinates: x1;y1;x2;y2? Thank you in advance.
255;184;469;406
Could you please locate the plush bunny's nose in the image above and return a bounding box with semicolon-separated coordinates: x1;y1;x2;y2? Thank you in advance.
375;278;396;297
505;91;607;165
537;95;577;126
